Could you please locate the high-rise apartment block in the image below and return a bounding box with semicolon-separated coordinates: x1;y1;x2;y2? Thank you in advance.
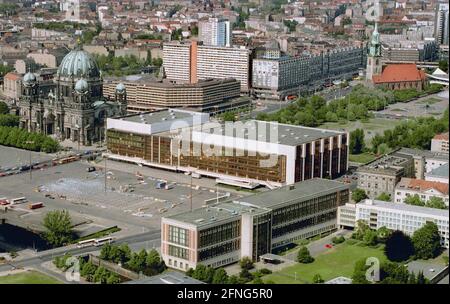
435;3;449;45
163;41;251;92
198;18;231;47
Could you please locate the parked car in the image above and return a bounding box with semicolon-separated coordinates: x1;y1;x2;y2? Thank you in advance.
87;167;96;172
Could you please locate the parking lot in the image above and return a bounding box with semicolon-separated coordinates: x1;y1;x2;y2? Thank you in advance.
0;146;55;172
0;158;243;236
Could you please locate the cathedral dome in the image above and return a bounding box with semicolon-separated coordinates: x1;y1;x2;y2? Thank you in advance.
57;49;100;79
75;78;89;93
23;72;37;85
116;83;126;94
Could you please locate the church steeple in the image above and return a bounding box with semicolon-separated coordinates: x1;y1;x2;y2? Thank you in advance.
366;22;383;82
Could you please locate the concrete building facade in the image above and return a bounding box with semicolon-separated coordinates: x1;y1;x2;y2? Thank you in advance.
161;179;350;270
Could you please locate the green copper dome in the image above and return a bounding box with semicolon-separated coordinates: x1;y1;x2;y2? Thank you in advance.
23;72;37;85
75;78;89;93
57;49;100;78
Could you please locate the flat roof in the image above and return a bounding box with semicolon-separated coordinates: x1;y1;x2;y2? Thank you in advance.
427;163;449;178
399;147;449;161
123;271;204;284
237;178;349;209
105;76;239;88
194;120;344;146
165;179;349;227
115;109;200;124
359;199;449;218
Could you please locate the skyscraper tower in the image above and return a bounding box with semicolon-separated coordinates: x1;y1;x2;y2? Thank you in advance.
366;23;382;82
435;3;449;46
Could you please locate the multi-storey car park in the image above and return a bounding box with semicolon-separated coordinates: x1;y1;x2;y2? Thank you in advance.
161;178;350;271
105;109;349;189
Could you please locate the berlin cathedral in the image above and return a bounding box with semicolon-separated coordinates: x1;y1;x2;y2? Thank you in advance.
18;46;127;146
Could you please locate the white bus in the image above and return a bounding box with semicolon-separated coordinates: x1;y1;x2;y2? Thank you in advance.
10;197;27;205
76;239;96;248
94;237;114;247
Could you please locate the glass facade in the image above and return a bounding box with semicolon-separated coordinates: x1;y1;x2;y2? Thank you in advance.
252;212;272;261
198;220;241;262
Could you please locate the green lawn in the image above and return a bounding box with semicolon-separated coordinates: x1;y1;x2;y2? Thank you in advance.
349;152;377;164
262;241;387;284
0;271;62;284
319;118;401;145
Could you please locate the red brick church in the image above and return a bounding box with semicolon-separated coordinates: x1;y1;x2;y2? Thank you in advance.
372;63;427;91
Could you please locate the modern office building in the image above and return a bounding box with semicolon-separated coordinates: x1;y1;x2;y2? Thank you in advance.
106;109;349;188
161;178;350;270
435;3;449;45
394;178;449;206
252;46;366;99
356;150;415;198
162;41;252;91
103;77;249;114
431;132;449;153
198;18;231;47
381;40;438;63
355;199;449;248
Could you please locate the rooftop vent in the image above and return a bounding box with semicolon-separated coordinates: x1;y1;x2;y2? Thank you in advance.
195;218;204;223
288;185;295;191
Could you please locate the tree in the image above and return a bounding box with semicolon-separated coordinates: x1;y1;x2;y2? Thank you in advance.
353;220;370;240
227;275;239;284
252;277;264;284
313;273;324;283
0;114;19;127
205;266;215;284
42;210;73;247
80;261;97;282
352;258;370;284
192;264;208;282
212;268;229;284
93;266;110;284
376;226;392;243
416;271;428;284
145;249;165;274
380;261;409;284
106;272;121;284
363;229;378;246
239;257;254;270
297;246;314;263
126;249;148;273
376;192;391;202
425;197;447;210
222;111;236;122
0;101;9;114
350;129;365;154
412;222;441;259
384;230;414;262
438;60;448;73
404;194;425;207
239;268;253;282
352;188;367;203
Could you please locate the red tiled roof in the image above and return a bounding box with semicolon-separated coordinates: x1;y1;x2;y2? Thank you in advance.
4;72;21;81
399;178;449;195
434;132;449;141
373;64;426;84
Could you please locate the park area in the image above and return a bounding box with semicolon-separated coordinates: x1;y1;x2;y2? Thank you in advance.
262;241;387;284
319;118;402;144
0;270;61;284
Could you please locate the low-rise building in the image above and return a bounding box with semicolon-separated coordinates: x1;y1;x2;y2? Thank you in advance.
394;178;449;206
356;150;415;198
106;109;349;188
161;178;350;270
425;163;449;184
431;132;449;153
356;199;449;248
1;72;22;100
103;77;249;114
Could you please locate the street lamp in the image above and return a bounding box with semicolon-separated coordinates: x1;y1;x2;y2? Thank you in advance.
25;140;34;181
